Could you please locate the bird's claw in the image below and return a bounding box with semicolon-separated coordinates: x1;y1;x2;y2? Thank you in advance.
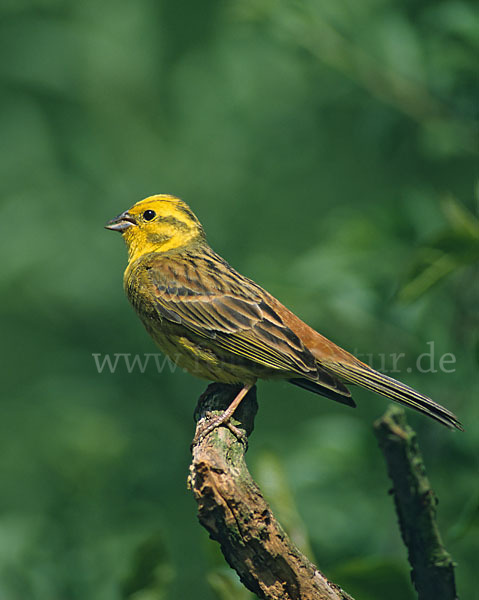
192;413;248;449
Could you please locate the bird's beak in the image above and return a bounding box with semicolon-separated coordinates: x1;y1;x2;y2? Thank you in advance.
105;211;137;232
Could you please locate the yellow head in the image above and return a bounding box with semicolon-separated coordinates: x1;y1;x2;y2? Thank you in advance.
105;194;205;262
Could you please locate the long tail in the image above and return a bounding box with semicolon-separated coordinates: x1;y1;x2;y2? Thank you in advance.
326;361;463;431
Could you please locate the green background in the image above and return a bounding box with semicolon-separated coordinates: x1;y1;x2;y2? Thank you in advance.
1;1;477;599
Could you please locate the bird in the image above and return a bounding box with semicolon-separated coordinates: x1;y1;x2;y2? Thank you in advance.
106;194;462;436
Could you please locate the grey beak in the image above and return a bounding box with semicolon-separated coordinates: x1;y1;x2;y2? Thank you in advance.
105;211;137;232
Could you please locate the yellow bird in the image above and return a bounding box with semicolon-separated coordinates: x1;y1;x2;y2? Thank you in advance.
106;194;462;434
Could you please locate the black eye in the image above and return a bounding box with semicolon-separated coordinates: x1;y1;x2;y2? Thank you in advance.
143;210;156;221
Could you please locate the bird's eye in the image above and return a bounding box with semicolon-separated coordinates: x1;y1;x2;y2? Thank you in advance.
143;210;156;221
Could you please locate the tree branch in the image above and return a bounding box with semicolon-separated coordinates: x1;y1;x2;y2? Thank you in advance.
374;406;458;600
188;383;355;600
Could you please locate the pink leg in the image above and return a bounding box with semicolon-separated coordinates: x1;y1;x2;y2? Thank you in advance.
196;382;256;442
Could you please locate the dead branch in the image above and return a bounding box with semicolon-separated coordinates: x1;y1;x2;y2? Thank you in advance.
188;383;354;600
374;406;458;600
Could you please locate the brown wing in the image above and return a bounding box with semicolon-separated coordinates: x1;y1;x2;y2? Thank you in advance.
142;248;352;401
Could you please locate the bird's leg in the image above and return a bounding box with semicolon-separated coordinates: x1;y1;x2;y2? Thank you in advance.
195;382;256;444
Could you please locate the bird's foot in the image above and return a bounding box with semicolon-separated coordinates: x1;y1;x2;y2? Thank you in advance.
192;411;248;448
192;382;257;449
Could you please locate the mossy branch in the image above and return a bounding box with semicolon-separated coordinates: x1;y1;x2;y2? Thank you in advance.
374;406;458;600
188;383;354;600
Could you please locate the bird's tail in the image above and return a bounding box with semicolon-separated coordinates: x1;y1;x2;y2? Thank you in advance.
325;360;463;431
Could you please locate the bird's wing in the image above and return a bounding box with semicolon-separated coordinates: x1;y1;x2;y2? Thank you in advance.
143;250;350;399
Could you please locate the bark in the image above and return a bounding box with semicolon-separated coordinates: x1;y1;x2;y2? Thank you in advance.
188;383;354;600
374;406;458;600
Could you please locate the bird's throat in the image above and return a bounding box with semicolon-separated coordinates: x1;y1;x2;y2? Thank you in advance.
123;227;201;263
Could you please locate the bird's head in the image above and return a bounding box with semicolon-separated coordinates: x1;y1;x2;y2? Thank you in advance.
106;194;206;262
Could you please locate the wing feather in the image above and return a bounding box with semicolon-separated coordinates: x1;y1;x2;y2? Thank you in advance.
144;249;350;399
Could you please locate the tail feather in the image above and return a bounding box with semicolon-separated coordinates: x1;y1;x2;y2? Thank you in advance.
289;377;357;408
327;361;463;431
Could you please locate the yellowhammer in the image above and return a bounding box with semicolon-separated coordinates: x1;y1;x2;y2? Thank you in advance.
106;194;462;434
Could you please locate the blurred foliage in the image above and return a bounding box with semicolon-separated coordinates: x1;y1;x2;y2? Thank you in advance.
121;534;173;600
207;570;253;600
0;0;477;599
398;195;479;302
